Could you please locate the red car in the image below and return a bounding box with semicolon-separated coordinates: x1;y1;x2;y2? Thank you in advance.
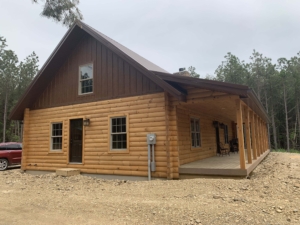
0;142;22;171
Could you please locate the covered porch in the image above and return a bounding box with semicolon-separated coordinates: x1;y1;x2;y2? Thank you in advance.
179;150;270;177
163;76;271;178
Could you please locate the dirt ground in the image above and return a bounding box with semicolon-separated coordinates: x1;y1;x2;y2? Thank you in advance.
1;152;300;225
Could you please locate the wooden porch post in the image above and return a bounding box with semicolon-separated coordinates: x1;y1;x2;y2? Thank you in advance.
256;116;261;157
244;106;252;164
263;122;266;152
264;122;268;151
251;111;257;160
236;99;246;169
259;118;264;154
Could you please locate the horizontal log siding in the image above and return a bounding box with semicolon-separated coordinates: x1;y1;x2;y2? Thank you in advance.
171;86;235;165
24;93;170;178
176;107;216;165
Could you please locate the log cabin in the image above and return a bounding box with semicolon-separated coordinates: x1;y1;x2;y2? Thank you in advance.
9;21;270;180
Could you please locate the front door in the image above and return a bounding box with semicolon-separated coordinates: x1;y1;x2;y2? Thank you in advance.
69;119;83;163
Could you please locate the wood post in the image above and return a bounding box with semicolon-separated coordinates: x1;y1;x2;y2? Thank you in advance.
244;106;252;164
21;108;30;170
256;116;261;157
236;99;246;169
264;122;268;151
164;92;172;180
251;111;257;160
259;118;264;154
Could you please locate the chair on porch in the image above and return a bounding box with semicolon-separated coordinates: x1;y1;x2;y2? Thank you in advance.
229;138;239;153
218;142;230;156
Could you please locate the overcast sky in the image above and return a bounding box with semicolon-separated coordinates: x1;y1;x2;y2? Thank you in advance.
1;0;300;76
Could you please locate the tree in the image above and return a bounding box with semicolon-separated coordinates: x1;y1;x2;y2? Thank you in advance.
0;38;19;142
0;36;39;142
32;0;83;27
187;66;200;78
215;52;248;84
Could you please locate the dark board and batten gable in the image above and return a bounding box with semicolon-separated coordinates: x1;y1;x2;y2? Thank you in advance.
32;34;163;110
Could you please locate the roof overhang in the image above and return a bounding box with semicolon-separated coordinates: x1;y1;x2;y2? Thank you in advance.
155;72;270;123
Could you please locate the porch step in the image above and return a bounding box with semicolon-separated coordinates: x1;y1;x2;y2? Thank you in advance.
56;168;80;177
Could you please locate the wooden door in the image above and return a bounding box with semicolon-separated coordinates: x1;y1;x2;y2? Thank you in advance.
69;119;83;163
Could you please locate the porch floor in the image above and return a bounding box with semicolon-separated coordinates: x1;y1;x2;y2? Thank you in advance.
179;150;270;177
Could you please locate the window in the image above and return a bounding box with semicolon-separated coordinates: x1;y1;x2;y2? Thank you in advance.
51;123;63;150
110;117;127;150
224;125;229;144
79;63;93;94
6;144;22;150
191;118;201;148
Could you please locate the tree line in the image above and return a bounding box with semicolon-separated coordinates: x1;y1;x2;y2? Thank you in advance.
0;37;39;142
204;50;300;151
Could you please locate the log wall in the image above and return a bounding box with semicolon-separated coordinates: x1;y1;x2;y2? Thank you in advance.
171;86;234;165
24;92;177;178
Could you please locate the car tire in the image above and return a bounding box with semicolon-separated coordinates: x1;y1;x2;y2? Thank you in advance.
0;158;8;171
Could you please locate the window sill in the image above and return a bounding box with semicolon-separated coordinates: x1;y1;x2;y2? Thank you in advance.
48;151;64;154
78;92;94;97
108;150;129;154
191;147;202;151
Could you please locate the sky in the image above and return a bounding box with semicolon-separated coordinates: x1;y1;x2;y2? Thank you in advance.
1;0;300;77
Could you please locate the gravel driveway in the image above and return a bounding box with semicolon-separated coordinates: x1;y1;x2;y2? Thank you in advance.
0;152;300;225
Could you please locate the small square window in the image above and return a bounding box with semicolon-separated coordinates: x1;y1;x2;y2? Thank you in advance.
79;64;93;94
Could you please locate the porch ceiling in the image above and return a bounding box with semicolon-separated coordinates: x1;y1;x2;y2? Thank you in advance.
180;98;237;122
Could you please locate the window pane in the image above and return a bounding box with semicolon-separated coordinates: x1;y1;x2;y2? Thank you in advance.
195;120;200;132
81;80;93;94
196;133;200;146
191;119;194;132
191;133;195;147
52;137;62;150
80;64;93;80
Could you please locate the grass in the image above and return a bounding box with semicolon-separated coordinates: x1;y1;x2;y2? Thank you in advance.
272;149;300;153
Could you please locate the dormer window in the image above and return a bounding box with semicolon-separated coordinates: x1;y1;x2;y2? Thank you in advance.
79;63;93;94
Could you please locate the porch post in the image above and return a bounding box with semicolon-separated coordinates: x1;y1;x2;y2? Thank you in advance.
256;116;261;157
261;120;266;152
236;99;246;169
262;120;267;152
264;122;268;151
251;111;257;160
244;106;252;164
259;118;264;154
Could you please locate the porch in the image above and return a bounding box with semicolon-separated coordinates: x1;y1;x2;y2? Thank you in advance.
179;149;270;177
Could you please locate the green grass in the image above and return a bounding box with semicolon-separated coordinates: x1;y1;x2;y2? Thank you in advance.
272;149;300;153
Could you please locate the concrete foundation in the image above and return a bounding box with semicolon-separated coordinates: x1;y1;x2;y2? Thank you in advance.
56;168;80;177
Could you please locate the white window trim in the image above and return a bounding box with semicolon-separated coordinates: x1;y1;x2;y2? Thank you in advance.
110;116;127;151
191;118;201;148
78;63;93;95
50;122;63;151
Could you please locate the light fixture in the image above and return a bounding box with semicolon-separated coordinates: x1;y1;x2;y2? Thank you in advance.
83;118;90;126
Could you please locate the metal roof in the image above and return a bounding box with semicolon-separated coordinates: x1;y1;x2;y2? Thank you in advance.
155;72;270;123
83;22;168;73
